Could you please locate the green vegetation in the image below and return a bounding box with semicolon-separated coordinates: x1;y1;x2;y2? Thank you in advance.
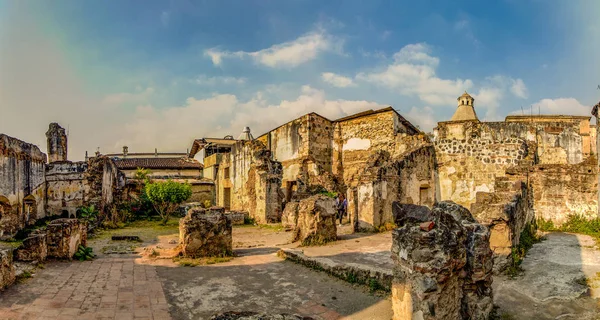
506;222;541;278
368;279;385;293
17;270;32;283
538;215;600;240
258;223;284;232
145;180;192;225
79;205;99;223
489;307;516;320
320;190;337;198
134;167;152;182
244;216;256;225
173;256;233;267
377;222;397;233
74;245;95;261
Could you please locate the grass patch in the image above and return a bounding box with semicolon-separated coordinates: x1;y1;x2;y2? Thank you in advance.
538;215;600;240
506;222;541;278
489;307;516;320
16;270;32;283
173;256;233;267
258;224;284;232
377;222;397;233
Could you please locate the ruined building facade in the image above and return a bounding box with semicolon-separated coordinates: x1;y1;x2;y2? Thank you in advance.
190;107;436;229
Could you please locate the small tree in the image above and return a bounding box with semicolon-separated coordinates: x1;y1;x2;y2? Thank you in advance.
144;180;192;224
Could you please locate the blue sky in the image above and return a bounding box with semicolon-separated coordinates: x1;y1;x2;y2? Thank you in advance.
1;0;599;160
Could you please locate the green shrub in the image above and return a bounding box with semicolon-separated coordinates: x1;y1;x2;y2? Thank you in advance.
74;245;95;261
145;180;192;225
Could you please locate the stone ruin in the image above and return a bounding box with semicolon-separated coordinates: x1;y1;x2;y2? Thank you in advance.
391;201;494;320
0;247;15;290
210;312;313;320
286;195;337;246
179;207;233;258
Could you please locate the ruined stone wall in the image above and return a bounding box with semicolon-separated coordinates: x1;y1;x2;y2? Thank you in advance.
0;134;47;240
46;123;68;163
307;113;334;174
45;161;89;217
335;111;403;186
120;168;202;179
263;115;311;184
434;121;531;208
84;156;126;217
521;159;598;225
221;141;282;223
189;182;215;205
353;142;436;231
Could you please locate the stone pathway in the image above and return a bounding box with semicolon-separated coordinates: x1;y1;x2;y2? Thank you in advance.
0;257;170;320
494;232;600;320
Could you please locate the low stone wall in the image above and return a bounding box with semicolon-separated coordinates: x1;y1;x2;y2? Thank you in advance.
15;233;47;262
291;195;337;246
184;205;248;225
46;219;87;259
179;208;233;258
278;248;392;292
470;175;534;271
391;201;494;320
0;247;15;291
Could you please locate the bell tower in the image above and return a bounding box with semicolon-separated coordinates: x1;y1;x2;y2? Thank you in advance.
450;91;479;121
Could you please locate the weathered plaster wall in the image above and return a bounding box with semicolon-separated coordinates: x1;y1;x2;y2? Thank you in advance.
121;168;202;179
45;161;88;217
217;141;282;223
435;135;529;208
521;160;598;224
0;134;47;239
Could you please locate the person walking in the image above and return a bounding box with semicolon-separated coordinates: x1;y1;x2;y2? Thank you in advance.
335;193;347;225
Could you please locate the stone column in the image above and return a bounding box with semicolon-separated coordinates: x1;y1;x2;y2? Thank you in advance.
593;101;600;217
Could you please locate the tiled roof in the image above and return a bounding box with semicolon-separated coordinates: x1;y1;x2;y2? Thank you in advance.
114;157;203;170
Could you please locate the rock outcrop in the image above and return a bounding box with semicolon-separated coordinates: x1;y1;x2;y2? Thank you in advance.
291;195;337;246
179;208;232;258
391;201;494;320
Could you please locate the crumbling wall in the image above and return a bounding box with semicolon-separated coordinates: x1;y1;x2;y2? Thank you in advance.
45;161;88;217
516;159;598;225
224;140;283;223
46;123;68;163
0;247;15;290
46;218;87;259
84;156;126;218
0;134;46;240
391;201;493;320
351;137;436;231
434;121;531;208
470;175;534;271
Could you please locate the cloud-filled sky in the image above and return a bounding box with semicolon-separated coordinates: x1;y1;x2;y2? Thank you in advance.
1;0;599;160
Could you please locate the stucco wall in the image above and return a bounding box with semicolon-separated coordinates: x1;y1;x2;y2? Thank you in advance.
45;161;88;218
0;134;47;239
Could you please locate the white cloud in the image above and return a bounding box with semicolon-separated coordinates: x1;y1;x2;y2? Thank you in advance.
512;98;591;117
510;78;528;99
405;106;437;132
357;43;473;106
204;29;343;68
193;75;246;86
117;85;384;151
102;87;155;104
321;72;355;88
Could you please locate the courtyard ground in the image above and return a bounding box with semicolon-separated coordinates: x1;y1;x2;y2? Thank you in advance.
0;219;598;319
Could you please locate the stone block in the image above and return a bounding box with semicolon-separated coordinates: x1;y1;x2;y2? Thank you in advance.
0;247;15;291
224;211;247;225
46;219;87;259
291;195;337;246
179;208;232;258
391;201;493;320
15;233;47;262
178;202;204;217
281;201;299;229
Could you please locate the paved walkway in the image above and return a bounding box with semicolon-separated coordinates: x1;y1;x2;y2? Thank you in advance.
0;258;170;320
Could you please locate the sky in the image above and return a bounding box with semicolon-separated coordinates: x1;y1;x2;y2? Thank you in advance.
1;0;599;161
